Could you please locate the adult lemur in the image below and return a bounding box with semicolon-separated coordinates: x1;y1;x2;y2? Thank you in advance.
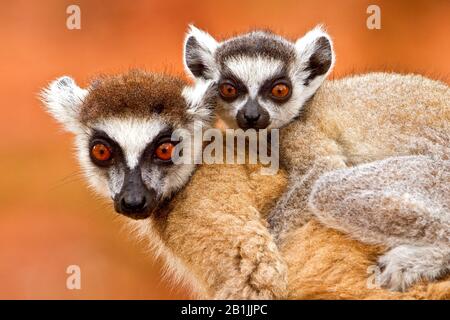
41;70;288;299
184;25;450;291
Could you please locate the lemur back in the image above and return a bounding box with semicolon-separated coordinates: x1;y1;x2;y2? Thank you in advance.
280;73;450;173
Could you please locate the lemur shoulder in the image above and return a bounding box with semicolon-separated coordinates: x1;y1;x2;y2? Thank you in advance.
184;25;450;291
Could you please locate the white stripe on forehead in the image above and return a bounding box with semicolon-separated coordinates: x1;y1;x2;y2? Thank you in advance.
225;56;284;98
94;118;165;169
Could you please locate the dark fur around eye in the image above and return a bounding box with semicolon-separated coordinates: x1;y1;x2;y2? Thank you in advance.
217;76;247;102
260;76;293;103
140;128;178;165
88;132;121;167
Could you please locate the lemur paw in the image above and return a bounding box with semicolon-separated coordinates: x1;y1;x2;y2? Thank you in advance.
214;234;288;300
377;245;450;292
378;256;421;292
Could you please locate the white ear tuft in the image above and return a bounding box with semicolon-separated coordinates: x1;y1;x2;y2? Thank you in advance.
295;25;335;85
183;25;219;80
40;76;88;133
182;79;216;124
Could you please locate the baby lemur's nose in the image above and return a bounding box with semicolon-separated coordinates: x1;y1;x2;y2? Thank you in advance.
237;100;270;130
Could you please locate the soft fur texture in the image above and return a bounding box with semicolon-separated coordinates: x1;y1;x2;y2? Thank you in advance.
184;25;335;130
267;73;449;291
270;72;449;240
310;155;450;292
129;156;450;299
133;162;289;299
310;156;450;247
155;72;449;298
44;70;450;299
283;220;450;299
181;27;450;293
43;71;288;299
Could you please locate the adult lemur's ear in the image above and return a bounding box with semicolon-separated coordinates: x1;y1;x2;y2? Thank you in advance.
295;25;335;86
40;76;88;133
183;25;219;80
183;79;216;124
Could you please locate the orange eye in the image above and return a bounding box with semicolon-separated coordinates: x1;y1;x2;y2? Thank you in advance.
219;83;237;99
155;142;175;161
91;143;112;162
271;83;290;99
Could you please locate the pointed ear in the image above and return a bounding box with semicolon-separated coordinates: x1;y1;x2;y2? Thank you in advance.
295;25;335;86
182;80;216;124
40;76;88;133
183;25;219;80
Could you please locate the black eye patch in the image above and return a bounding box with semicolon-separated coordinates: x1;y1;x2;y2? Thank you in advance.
218;69;248;98
259;73;293;103
140;127;177;166
88;130;125;167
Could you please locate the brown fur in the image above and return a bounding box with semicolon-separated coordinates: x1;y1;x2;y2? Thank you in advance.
139;73;450;299
81;70;190;125
283;220;450;299
133;158;450;299
45;70;449;299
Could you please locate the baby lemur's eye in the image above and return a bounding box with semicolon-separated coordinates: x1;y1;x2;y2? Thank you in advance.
219;83;237;99
271;83;290;100
90;141;113;166
155;142;175;161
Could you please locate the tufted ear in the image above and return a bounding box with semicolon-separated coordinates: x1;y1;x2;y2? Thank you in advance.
295;25;335;86
182;79;216;125
40;76;88;133
183;25;219;80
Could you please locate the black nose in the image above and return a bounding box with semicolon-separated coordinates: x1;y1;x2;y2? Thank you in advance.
244;111;261;123
120;194;147;214
236;99;270;130
114;168;157;219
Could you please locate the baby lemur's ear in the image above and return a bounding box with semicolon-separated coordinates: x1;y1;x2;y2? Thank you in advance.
295;25;335;86
183;25;219;80
40;76;88;133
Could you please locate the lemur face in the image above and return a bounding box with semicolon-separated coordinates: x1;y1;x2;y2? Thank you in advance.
42;70;213;220
184;25;335;130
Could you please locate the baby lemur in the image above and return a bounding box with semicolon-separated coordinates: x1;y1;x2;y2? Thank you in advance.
184;25;450;291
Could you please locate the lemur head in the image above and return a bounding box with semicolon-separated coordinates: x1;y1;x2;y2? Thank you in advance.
42;70;213;220
184;25;335;130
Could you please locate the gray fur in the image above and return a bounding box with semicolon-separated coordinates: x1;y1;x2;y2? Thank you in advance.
307;156;450;290
188;25;450;292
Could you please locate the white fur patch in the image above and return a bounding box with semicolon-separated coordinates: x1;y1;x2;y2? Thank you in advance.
183;25;219;80
75;133;112;198
41;76;88;134
378;245;450;291
182;79;214;124
219;56;284;125
294;25;335;82
94;118;166;169
226;56;283;99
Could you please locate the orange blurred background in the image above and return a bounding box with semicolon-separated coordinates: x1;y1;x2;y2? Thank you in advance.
0;0;448;299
